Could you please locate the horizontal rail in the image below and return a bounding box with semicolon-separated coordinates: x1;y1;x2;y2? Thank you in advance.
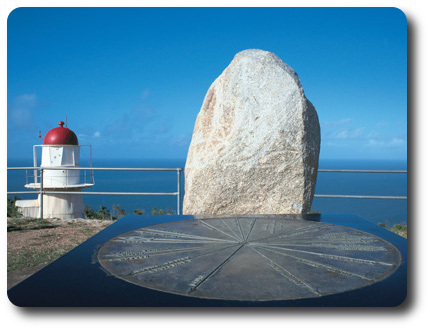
7;167;182;171
318;169;407;173
8;167;403;173
7;191;40;195
42;191;178;196
315;169;407;200
64;167;182;171
314;194;407;200
8;191;406;199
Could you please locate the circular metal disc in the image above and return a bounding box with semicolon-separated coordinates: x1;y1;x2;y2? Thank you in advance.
97;217;401;301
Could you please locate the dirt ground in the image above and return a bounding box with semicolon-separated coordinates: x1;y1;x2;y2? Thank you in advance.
7;218;113;290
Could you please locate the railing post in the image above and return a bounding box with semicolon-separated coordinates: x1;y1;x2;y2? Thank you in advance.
177;169;181;215
33;145;38;184
90;145;94;184
39;168;44;219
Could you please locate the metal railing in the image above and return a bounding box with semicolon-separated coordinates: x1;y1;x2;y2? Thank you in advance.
7;166;183;217
314;169;407;200
7;167;407;219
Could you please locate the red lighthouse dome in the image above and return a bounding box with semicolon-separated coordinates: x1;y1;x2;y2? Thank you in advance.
43;121;78;145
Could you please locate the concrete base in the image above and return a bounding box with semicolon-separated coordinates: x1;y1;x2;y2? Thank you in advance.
15;199;39;218
16;191;85;219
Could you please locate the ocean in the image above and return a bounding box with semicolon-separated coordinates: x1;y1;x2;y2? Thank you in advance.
7;158;407;227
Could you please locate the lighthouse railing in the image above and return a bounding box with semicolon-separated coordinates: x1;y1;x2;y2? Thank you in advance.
31;144;94;187
7;166;183;217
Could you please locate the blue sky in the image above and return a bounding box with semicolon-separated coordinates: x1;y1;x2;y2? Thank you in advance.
7;7;407;161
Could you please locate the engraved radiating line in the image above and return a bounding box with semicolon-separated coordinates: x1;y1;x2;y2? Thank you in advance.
249;246;321;296
282;233;380;243
198;220;242;242
263;229;378;244
268;237;380;244
220;219;243;241
236;218;245;242
100;243;239;262
276;225;328;238
114;237;235;244
139;228;223;240
116;229;235;243
255;245;375;281
250;242;395;266
253;242;387;251
126;242;242;276
271;239;382;248
247;223;323;244
140;228;237;243
188;243;246;293
318;233;378;239
282;237;380;244
244;218;257;242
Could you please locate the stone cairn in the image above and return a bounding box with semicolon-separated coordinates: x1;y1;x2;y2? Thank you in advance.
183;49;320;215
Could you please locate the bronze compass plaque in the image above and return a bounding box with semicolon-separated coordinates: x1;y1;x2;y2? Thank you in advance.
97;217;401;301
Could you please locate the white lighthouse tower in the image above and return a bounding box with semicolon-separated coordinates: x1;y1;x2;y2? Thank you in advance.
16;121;94;219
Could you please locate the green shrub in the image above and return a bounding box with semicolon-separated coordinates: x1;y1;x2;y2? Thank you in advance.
150;207;175;215
112;204;127;220
392;224;407;237
85;204;112;220
96;206;111;220
7;196;22;218
84;204;175;218
84;205;97;219
378;222;407;238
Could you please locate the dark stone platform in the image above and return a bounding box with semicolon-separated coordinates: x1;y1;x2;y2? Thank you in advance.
7;214;407;307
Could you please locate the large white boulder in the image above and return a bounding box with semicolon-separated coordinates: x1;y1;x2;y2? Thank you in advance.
183;49;320;215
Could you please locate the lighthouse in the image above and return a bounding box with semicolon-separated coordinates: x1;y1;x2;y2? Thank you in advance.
16;121;94;219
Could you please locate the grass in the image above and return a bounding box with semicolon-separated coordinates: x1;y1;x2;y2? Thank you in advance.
378;223;407;238
8;242;77;272
7;217;113;272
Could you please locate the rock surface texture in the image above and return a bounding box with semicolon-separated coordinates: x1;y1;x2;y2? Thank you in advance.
183;49;320;215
